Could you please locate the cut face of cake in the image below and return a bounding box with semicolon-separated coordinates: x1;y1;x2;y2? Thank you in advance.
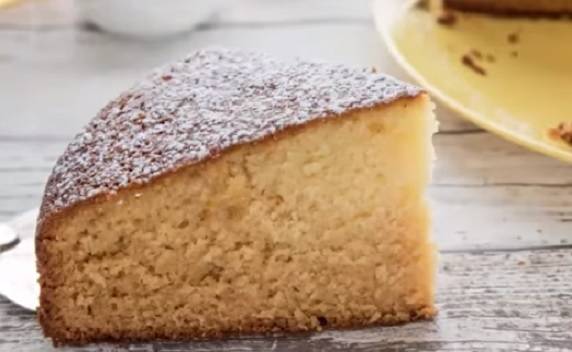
36;49;437;345
440;0;572;16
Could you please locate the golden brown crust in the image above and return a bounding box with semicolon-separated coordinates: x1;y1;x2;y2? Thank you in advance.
46;308;436;346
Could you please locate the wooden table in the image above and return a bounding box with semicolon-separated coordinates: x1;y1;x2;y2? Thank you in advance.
1;0;571;350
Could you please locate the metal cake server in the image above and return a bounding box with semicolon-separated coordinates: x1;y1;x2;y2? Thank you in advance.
0;223;19;253
0;209;40;311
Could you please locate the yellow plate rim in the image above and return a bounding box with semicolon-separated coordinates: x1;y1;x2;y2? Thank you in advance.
373;0;572;163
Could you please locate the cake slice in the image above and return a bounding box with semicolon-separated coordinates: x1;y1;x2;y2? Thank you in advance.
36;48;437;346
439;0;572;16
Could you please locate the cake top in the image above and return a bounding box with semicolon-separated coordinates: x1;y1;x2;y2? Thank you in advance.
41;48;421;217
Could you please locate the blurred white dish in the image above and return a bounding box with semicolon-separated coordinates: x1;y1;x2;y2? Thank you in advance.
76;0;226;38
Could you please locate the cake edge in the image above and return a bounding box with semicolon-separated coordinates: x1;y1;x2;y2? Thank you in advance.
41;48;425;220
36;94;436;346
442;0;572;17
36;93;426;233
46;308;437;347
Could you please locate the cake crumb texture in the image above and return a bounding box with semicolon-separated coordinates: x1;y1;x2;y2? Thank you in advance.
38;97;436;345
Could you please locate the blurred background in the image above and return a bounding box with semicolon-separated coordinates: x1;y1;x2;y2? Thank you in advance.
0;0;401;138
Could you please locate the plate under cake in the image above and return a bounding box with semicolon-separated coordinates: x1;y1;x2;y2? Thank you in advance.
36;48;437;346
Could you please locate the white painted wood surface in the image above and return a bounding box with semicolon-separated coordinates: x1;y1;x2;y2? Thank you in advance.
0;0;571;350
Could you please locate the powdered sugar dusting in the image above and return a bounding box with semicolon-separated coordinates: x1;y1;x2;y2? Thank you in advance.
40;48;421;217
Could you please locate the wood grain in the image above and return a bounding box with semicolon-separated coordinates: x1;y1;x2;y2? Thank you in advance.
0;2;477;137
1;134;569;251
0;0;571;350
1;248;571;351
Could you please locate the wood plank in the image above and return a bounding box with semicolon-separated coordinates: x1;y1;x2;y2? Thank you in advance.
1;184;569;252
0;25;376;135
436;105;482;134
2;129;569;189
1;132;570;250
1;247;571;351
0;139;65;218
1;1;569;350
431;186;572;251
433;133;572;186
0;24;476;136
0;0;476;135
